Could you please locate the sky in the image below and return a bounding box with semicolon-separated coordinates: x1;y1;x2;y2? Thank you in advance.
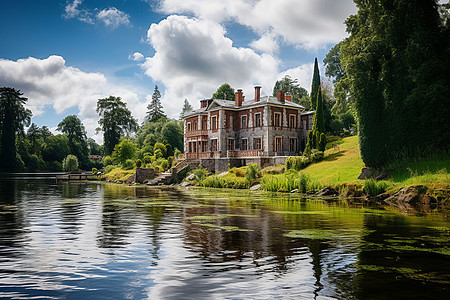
0;0;359;144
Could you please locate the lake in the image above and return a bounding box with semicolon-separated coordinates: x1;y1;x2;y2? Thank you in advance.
0;176;448;299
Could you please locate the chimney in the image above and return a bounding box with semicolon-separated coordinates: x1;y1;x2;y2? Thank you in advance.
285;94;292;102
200;99;207;108
277;90;285;103
254;86;261;102
235;89;243;107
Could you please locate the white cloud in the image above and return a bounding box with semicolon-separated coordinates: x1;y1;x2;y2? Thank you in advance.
278;63;315;94
250;31;279;54
63;0;94;24
157;0;357;50
96;7;131;29
142;15;280;117
0;56;147;144
129;52;145;61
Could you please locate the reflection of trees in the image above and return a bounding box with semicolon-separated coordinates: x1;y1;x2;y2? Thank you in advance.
58;183;87;237
355;214;450;299
0;178;26;258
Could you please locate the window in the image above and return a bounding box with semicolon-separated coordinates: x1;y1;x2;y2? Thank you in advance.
241;115;247;129
254;138;262;150
241;139;248;150
202;141;208;152
229;115;233;129
211;116;217;130
289;138;297;152
211;139;218;152
275;137;282;152
193;121;198;131
227;139;234;150
302;120;306;130
202;118;207;130
274;112;281;127
289;115;296;128
255;113;261;127
187;122;191;131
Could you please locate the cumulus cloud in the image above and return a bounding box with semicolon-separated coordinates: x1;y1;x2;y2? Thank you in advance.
63;0;94;24
142;15;280;116
250;31;279;54
0;56;146;143
157;0;357;50
277;63;315;94
129;52;145;61
96;7;131;29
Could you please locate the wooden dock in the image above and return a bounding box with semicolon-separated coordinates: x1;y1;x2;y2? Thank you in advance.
56;173;95;181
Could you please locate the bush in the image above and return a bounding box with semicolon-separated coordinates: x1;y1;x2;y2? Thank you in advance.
104;165;116;174
135;159;142;168
63;155;79;172
112;138;136;165
143;154;152;164
310;149;324;163
123;159;135;170
154;142;167;158
190;167;210;183
92;167;98;174
261;172;319;193
102;155;114;166
285;156;310;171
174;148;181;158
246;163;261;181
262;164;285;175
230;167;246;177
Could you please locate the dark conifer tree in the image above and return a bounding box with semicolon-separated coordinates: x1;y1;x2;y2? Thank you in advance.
146;85;166;122
310;58;321;110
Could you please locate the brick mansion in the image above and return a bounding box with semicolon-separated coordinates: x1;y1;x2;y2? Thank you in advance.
182;86;314;172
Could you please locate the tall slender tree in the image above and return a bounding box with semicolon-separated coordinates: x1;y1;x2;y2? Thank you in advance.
180;99;193;118
57;115;89;164
310;58;321;110
96;96;138;155
146;85;166;122
0;88;32;171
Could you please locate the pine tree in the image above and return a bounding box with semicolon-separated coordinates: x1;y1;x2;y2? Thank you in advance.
146;85;166;122
310;58;321;110
180;99;193;118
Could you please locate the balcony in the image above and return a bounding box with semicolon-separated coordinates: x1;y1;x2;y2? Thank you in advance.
185;130;208;138
227;150;263;158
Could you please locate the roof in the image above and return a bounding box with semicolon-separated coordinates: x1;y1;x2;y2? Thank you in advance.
301;110;315;115
183;95;305;118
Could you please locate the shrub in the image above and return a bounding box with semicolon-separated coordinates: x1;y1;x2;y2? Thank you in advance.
102;156;114;166
285;156;310;171
154;142;167;158
174;148;181;158
123;159;134;170
104;165;115;174
63;154;79;172
190;167;210;183
246;163;261;181
112;138;137;165
230;167;246;177
310;149;324;163
319;133;326;152
135;159;142;168
167;156;174;168
92;167;98;174
154;149;163;159
143;154;152;164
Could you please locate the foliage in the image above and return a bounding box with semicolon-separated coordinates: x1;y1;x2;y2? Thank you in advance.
123;159;135;170
340;0;450;167
146;85;166;122
180;99;193;118
212;83;235;100
57;115;89;168
63;154;79;172
153;142;167;158
363;179;390;196
112;138;137;167
0;87;32;171
102;166;135;182
285;156;311;171
201;174;250;189
96;96;138;155
310;149;324;163
135;159;142;168
92;167;98;174
323;42;345;83
262;164;285;175
102;155;114;166
230;167;246;177
262;172;320;193
319;133;326;152
310;58;321;110
189;166;210;183
174;148;181;158
272;75;308;106
246;163;262;181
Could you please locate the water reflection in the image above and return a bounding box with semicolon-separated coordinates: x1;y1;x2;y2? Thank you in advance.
0;179;448;299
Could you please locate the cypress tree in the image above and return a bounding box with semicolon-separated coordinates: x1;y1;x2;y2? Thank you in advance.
146;85;166;122
310;58;321;110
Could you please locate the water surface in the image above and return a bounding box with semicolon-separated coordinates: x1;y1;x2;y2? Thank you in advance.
0;177;448;299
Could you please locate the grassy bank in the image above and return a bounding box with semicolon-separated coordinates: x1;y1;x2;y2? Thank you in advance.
198;136;450;198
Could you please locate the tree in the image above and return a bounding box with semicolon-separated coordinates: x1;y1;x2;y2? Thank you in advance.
161;120;183;154
323;42;345;83
212;83;235;101
97;96;138;155
63;154;79;172
57;115;89;162
146;85;166;122
112;138;136;166
340;0;449;167
310;58;321;110
272;75;309;106
0;88;32;171
180;99;193;118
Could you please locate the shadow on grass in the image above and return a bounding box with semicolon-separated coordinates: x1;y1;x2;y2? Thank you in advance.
324;152;345;162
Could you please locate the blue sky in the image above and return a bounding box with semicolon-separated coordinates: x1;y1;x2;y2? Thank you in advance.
0;0;359;143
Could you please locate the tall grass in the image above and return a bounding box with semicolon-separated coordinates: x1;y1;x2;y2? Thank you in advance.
201;175;250;189
363;179;390;196
261;171;322;193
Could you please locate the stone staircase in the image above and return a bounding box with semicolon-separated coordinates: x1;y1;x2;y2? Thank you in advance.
145;172;173;186
145;159;201;186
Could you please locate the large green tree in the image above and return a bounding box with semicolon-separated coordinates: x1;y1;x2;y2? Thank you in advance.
272;75;309;107
212;83;235;101
96;96;138;155
341;0;449;167
323;42;345;83
146;85;166;122
57;115;89;162
0;88;32;171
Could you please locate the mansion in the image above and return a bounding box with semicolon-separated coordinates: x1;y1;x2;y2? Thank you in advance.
182;86;314;172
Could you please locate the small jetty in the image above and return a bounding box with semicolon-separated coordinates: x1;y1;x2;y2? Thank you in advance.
56;173;95;181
